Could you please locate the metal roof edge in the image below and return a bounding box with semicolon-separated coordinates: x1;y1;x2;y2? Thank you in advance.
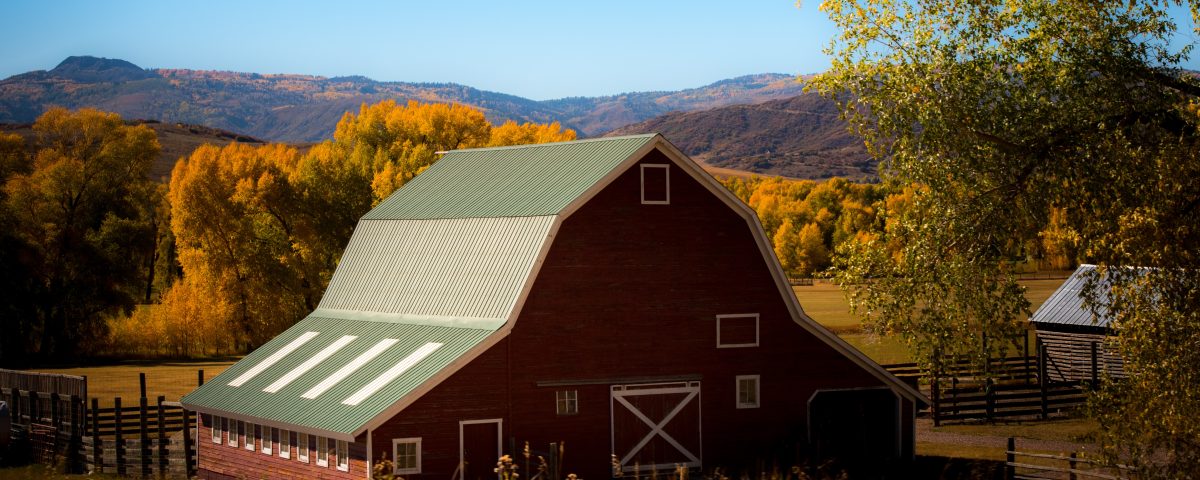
179;403;356;442
308;308;506;330
440;133;658;155
649;137;930;406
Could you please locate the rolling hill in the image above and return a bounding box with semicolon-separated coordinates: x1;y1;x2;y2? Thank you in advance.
605;93;876;180
0;56;807;142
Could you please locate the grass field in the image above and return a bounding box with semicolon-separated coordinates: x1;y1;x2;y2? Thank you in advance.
35;360;236;406
795;277;1068;365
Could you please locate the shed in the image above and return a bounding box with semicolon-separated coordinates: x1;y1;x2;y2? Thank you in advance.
1030;264;1126;383
181;134;926;480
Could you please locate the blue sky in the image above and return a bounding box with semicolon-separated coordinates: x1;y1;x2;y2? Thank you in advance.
2;1;1197;100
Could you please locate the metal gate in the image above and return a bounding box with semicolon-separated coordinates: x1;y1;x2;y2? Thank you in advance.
610;381;701;473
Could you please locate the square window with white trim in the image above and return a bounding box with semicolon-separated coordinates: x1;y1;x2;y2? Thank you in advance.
393;438;421;475
736;375;760;409
263;428;274;455
717;313;759;348
317;436;329;467
640;164;670;204
245;423;256;451
556;390;578;415
210;416;222;444
336;440;349;471
280;429;291;459
297;433;309;463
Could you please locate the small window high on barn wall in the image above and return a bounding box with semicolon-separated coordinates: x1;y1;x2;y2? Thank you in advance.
393;438;422;475
263;428;275;455
716;313;760;348
245;423;256;451
317;436;329;467
211;415;222;444
298;433;309;463
556;390;578;415
736;375;760;409
641;164;670;204
336;440;349;471
228;420;239;447
280;429;291;459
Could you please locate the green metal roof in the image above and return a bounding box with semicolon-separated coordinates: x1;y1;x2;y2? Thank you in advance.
319;216;556;319
181;314;491;438
364;134;657;220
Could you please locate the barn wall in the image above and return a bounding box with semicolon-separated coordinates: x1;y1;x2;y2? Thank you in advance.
369;338;511;479
1035;328;1125;382
197;413;367;480
504;149;891;477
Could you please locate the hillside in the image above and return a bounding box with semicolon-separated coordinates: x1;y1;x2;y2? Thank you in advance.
606;93;875;180
0;56;806;142
0;120;265;180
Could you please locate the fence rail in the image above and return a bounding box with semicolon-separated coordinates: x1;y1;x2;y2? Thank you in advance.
1005;437;1134;480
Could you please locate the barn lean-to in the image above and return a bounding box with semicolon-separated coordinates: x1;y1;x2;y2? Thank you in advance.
181;134;926;479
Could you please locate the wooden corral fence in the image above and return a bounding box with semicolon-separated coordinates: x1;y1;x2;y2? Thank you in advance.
884;341;1094;425
1;369;200;479
1005;437;1134;480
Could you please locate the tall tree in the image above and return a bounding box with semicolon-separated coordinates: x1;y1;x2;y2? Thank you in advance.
813;0;1200;474
2;108;161;359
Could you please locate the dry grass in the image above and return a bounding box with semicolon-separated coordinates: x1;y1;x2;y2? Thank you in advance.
35;360;236;406
934;417;1099;445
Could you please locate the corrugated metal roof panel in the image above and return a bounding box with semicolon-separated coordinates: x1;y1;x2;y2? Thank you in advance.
181;315;492;437
318;216;555;319
364;134;656;220
1030;265;1113;328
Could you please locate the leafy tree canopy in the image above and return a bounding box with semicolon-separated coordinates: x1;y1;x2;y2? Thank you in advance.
811;0;1200;474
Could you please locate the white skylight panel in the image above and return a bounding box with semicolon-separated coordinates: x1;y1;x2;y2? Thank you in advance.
263;335;358;393
301;338;400;399
341;342;443;406
228;331;320;387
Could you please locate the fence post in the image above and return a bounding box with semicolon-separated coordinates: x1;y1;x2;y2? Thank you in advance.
182;409;194;478
68;395;80;473
50;392;59;430
1038;341;1048;420
1005;437;1015;480
115;397;124;476
197;370;204;387
139;373;147;400
139;395;149;476
931;376;941;427
157;395;166;475
985;378;995;423
1068;451;1078;480
1023;334;1031;384
91;398;100;473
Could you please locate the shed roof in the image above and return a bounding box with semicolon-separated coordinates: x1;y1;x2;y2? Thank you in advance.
1030;264;1113;329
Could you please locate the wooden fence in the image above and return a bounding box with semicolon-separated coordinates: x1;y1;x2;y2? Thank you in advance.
1005;437;1134;479
884;348;1091;425
1;369;199;478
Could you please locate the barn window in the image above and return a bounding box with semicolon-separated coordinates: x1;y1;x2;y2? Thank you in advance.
228;420;240;447
641;164;670;204
556;390;579;415
736;375;760;409
211;416;223;444
298;433;309;463
336;440;350;471
245;423;256;451
716;313;760;348
280;429;291;459
393;438;422;475
263;427;275;455
317;436;329;467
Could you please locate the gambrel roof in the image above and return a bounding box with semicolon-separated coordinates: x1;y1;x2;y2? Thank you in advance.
181;134;925;441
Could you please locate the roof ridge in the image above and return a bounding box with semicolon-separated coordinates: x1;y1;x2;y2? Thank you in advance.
442;133;658;154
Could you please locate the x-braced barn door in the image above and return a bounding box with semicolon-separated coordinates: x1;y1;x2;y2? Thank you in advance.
611;381;702;474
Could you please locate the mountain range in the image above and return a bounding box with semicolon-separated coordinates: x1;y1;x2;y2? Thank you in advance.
0;56;808;142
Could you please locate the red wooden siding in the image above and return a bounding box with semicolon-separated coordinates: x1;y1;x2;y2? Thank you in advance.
197;413;367;480
367;147;912;478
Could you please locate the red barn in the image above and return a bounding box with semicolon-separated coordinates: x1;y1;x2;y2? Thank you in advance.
181;134;925;480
